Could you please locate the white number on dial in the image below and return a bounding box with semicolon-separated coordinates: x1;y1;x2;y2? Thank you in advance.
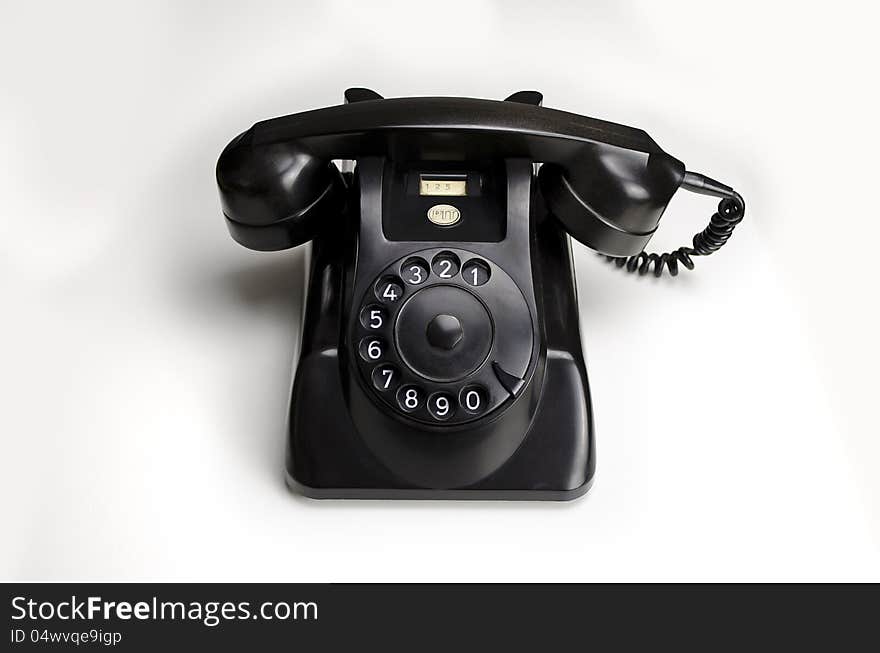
462;260;490;286
380;368;394;388
367;340;382;360
438;260;453;278
382;284;398;301
434;396;450;416
431;253;460;280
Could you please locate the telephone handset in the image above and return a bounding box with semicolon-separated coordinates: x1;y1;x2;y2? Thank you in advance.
216;88;745;500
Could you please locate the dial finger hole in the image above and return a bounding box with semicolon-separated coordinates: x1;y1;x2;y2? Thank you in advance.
375;276;404;303
431;251;460;280
371;364;400;392
400;257;430;285
358;337;386;362
427;391;456;421
462;259;490;286
396;385;424;413
359;304;388;330
459;385;488;415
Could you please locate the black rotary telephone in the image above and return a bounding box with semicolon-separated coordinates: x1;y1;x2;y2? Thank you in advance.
216;88;745;500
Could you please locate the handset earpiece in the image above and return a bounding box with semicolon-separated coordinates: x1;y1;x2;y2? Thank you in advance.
538;148;686;258
216;128;345;251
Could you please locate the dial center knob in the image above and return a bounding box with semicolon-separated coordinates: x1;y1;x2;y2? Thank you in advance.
395;285;493;383
426;314;463;350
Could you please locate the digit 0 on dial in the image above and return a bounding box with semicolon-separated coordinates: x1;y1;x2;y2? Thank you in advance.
459;385;488;415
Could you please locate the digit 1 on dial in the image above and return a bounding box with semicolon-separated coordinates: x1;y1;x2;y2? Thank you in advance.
462;259;490;286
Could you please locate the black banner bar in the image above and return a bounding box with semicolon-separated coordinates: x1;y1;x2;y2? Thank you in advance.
4;583;878;650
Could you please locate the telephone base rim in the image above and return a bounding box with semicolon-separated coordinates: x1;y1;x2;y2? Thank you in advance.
285;472;594;502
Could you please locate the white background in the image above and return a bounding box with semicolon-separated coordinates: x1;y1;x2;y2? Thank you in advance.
2;1;879;582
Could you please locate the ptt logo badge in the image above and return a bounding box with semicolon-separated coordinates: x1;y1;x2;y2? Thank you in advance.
427;204;461;226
